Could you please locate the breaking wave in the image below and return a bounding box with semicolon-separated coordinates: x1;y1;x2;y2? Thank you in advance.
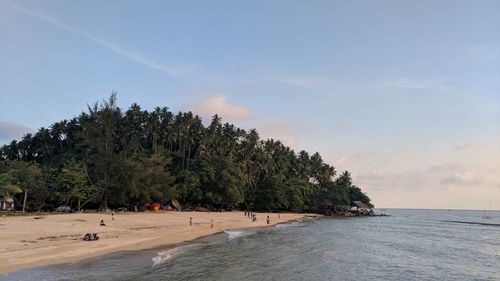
224;230;254;240
275;221;303;228
152;244;200;267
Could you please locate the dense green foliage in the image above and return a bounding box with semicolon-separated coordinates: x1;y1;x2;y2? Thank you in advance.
0;94;373;212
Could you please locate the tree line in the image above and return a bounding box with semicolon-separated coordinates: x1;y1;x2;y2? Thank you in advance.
0;93;372;212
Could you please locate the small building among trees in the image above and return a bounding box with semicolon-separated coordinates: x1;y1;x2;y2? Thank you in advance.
351;200;370;214
0;196;15;211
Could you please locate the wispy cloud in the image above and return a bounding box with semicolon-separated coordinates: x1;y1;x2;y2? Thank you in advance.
11;5;183;76
268;78;309;87
455;143;481;150
0;121;32;142
439;166;499;188
267;76;329;87
440;171;482;186
384;78;450;91
360;163;499;190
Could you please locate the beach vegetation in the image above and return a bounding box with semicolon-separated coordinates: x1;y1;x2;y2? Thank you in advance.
0;94;372;212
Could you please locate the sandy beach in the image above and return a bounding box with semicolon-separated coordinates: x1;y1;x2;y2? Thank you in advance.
0;211;309;274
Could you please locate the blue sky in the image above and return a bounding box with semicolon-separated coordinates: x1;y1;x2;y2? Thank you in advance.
1;0;499;209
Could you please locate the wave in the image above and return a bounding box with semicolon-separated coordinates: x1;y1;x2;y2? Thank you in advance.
224;230;254;240
152;244;200;267
441;220;500;227
275;221;303;228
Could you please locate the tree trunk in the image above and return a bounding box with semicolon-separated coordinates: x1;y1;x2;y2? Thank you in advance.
22;189;28;213
99;198;108;212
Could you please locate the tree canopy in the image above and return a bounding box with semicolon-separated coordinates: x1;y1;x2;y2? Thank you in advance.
0;94;373;212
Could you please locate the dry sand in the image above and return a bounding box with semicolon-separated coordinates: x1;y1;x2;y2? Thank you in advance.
0;211;310;274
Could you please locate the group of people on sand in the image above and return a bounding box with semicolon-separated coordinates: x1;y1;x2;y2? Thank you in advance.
89;210;278;243
84;211;116;241
244;211;272;224
244;211;273;224
99;210;116;226
83;232;99;241
245;211;257;222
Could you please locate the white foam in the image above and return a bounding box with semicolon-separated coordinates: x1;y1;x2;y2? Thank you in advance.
152;244;200;267
151;255;165;267
275;221;303;228
224;230;252;240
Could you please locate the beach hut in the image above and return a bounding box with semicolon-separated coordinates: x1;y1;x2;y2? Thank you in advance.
0;196;15;211
351;201;370;214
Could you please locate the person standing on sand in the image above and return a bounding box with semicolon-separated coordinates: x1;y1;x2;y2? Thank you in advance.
210;219;214;228
267;216;270;224
112;210;115;221
189;217;193;226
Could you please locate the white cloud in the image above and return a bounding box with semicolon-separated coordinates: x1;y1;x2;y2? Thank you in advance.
353;162;499;195
11;5;184;76
0;121;32;141
256;122;311;149
280;138;296;147
184;95;250;121
184;96;303;148
440;167;499;188
440;171;482;186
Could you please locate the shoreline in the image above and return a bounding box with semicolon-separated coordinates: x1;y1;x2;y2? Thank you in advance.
0;211;314;274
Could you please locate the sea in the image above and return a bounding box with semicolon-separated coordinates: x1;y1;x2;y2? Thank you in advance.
2;209;499;281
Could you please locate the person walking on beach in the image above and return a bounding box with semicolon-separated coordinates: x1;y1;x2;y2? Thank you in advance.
111;210;115;221
210;219;214;228
267;215;270;224
189;217;193;226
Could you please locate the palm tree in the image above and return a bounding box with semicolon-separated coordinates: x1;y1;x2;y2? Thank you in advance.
0;172;22;199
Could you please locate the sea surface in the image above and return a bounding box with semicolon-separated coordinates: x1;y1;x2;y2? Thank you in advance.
2;209;500;281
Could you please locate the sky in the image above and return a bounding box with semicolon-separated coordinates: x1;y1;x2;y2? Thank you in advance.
0;0;499;210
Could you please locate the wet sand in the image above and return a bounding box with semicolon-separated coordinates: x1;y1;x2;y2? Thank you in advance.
0;211;308;274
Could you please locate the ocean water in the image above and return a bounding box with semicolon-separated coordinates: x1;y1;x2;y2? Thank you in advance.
2;209;500;281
